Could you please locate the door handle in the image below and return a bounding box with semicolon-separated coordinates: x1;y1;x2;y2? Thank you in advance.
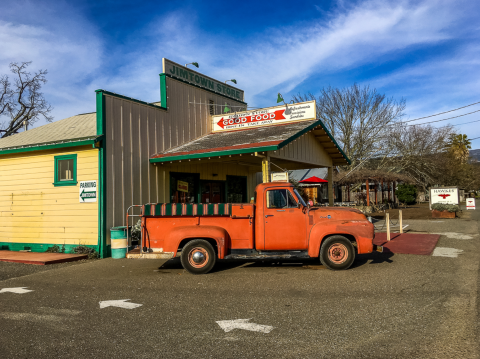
265;215;274;218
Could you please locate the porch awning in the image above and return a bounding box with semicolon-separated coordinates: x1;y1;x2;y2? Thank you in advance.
150;119;350;166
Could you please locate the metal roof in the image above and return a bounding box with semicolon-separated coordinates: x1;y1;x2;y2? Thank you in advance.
0;113;97;151
289;168;329;182
151;119;350;165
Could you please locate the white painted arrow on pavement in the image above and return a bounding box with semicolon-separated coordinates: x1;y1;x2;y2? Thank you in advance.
99;299;143;309
0;287;34;294
216;319;274;333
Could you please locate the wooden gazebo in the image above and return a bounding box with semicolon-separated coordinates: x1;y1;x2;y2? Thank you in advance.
334;169;413;205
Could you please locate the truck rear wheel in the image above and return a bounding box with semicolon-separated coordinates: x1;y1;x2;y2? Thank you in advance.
180;239;216;274
320;235;355;270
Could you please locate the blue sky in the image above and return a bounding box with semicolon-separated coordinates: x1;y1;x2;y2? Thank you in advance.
1;0;480;146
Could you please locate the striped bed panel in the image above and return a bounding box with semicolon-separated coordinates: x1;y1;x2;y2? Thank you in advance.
143;203;232;217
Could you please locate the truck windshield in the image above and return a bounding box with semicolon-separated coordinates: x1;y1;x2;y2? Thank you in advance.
294;189;307;207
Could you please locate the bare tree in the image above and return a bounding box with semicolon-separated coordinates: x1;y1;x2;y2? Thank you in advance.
0;62;53;138
293;84;406;169
376;124;455;189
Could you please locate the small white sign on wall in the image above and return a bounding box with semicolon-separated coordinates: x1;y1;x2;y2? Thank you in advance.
79;181;97;203
271;172;289;182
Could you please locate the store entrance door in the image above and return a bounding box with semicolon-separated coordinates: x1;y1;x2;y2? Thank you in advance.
200;181;225;203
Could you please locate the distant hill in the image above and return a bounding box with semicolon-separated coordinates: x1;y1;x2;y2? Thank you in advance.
470;149;480;162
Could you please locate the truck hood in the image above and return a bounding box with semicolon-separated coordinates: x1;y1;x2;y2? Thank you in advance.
309;207;367;222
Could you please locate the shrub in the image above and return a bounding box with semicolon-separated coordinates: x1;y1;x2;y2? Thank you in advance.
131;220;141;242
73;245;99;259
431;203;459;212
396;184;417;205
46;244;66;253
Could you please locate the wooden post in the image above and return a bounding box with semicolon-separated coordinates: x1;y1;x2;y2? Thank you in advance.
388;181;391;202
366;179;370;206
386;212;391;241
261;155;270;183
381;179;384;203
399;210;403;234
327;167;334;206
393;181;396;204
374;181;378;205
347;184;350;202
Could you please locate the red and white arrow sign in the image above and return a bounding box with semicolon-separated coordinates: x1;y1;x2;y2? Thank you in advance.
212;100;316;132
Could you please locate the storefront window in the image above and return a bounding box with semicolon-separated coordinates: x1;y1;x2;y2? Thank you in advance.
201;181;225;203
226;175;247;203
170;172;199;203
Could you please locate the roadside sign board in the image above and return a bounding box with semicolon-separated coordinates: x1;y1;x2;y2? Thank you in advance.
429;187;459;209
79;181;97;203
163;58;244;102
466;198;475;210
271;172;289;182
212;101;316;132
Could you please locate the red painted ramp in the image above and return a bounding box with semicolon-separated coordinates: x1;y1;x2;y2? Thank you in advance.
373;233;440;255
0;251;87;265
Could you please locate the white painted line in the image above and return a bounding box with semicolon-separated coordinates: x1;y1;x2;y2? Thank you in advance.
216;319;274;333
99;299;143;309
432;247;464;258
433;232;474;240
0;287;34;294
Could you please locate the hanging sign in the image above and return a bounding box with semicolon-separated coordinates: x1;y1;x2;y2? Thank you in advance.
177;180;189;193
466;198;475;210
212;101;316;132
79;181;97;203
271;172;289;182
430;187;459;208
163;58;244;102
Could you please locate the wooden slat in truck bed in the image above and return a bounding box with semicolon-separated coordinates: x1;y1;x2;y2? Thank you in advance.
143;203;254;218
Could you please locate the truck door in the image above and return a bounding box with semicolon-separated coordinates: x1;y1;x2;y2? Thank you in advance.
263;188;307;250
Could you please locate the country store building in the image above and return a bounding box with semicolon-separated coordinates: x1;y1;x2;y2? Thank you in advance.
0;59;349;257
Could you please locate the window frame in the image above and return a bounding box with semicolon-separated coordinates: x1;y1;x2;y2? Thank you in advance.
266;189;298;209
53;154;77;187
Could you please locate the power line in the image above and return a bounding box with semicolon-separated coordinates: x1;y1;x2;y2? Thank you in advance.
403;109;480;127
403;100;480;123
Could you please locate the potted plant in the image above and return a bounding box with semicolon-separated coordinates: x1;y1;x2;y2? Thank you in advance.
431;203;459;219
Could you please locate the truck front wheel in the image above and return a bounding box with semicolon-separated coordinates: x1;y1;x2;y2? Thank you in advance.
320;236;355;270
180;239;216;274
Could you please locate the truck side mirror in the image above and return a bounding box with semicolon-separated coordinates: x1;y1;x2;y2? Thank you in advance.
297;202;302;209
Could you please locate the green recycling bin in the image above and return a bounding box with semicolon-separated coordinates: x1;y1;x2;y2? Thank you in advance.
110;226;131;259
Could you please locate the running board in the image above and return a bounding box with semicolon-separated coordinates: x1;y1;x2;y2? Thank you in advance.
224;250;310;260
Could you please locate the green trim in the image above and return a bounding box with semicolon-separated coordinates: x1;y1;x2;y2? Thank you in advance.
150;145;278;163
162;73;248;105
160;74;168;109
0;242;98;254
95;89;168;111
53;154;77;186
96;91;108;258
0;139;97;156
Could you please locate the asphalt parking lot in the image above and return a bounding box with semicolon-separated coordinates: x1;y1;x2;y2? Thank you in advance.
0;208;479;358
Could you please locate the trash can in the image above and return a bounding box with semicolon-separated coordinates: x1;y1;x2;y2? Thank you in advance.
110;226;131;259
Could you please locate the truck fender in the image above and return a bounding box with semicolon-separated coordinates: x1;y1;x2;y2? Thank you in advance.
307;221;373;257
165;226;229;259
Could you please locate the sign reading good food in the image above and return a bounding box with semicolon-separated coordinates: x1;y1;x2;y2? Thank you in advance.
163;58;244;102
212;101;316;132
430;187;459;206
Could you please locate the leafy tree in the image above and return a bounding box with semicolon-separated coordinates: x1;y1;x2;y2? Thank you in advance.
0;62;53;138
396;183;417;205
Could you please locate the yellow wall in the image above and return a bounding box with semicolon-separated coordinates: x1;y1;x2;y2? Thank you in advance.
0;146;99;247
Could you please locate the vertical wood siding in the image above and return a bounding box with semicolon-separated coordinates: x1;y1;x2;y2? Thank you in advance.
0;146;99;246
271;132;333;167
104;78;246;234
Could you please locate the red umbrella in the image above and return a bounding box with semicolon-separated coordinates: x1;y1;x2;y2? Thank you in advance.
299;176;328;184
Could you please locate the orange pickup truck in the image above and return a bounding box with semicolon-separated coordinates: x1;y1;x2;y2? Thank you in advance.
140;182;380;274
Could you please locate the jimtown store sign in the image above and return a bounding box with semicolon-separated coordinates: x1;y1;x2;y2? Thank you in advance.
212;101;316;132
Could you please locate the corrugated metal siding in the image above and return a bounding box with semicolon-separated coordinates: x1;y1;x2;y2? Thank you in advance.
104;77;246;236
272;132;333;167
